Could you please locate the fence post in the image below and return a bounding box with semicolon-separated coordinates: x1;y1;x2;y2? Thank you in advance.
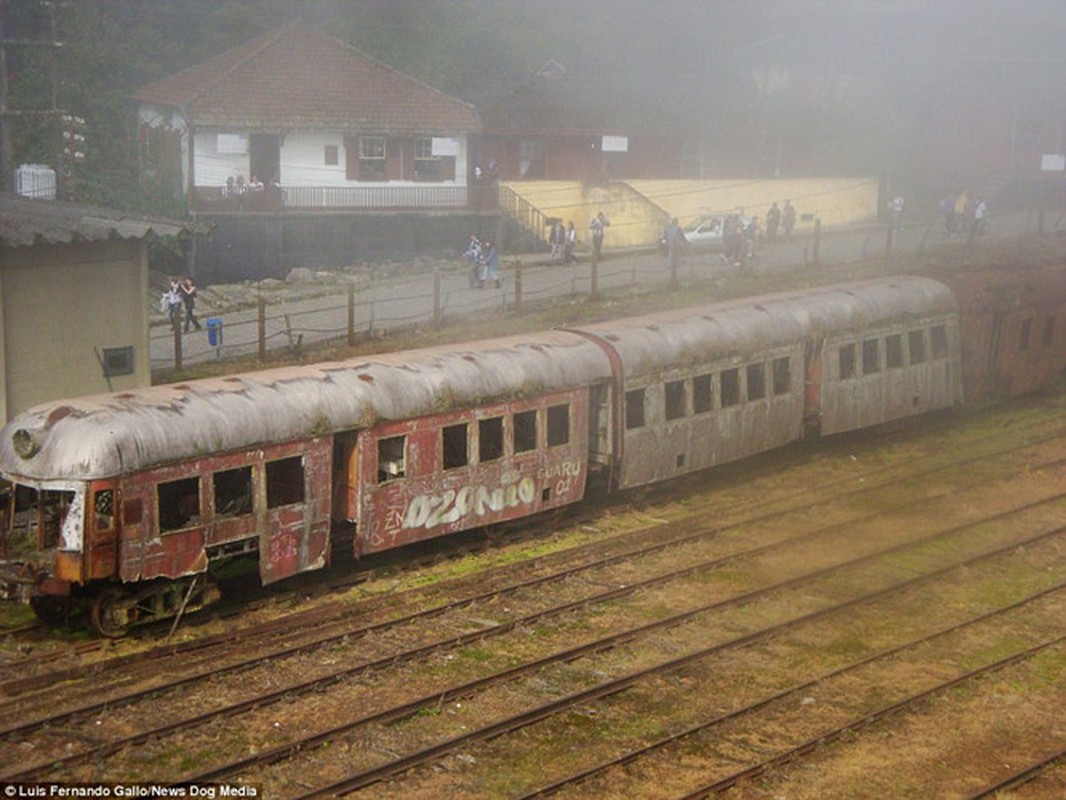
257;296;266;363
884;217;893;257
514;260;523;313
172;313;183;372
590;250;599;302
433;269;442;326
347;283;356;346
813;218;822;267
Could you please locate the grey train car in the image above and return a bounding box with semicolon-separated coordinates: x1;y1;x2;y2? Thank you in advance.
574;276;962;490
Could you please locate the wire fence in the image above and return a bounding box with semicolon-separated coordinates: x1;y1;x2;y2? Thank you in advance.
150;206;1063;375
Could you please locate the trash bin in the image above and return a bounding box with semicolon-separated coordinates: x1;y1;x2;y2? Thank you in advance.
207;317;223;346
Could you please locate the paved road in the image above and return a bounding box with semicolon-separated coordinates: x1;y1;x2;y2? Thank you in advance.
151;208;1056;374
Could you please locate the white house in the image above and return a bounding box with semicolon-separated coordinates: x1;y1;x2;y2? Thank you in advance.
134;22;483;212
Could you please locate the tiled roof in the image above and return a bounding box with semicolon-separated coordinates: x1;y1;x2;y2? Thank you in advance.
134;22;481;133
0;194;191;248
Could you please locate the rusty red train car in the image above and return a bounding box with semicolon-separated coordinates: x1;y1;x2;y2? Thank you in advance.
1;268;1062;635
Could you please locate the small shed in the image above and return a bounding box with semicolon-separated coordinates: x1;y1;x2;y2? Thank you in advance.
0;194;190;423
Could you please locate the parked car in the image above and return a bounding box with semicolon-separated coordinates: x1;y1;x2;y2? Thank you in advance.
661;214;750;252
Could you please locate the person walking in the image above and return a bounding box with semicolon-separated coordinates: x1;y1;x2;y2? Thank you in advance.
162;278;183;326
481;239;500;288
564;221;577;265
782;200;796;239
181;276;203;332
766;202;781;242
589;211;610;259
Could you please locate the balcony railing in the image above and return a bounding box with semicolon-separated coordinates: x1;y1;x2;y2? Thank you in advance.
191;183;500;212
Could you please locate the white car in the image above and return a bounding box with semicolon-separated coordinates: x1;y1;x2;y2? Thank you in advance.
663;214;749;252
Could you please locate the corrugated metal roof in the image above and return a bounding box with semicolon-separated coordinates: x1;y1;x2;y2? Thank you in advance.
0;331;609;481
133;22;482;133
0;194;191;248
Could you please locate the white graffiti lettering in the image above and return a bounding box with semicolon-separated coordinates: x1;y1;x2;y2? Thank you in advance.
402;476;538;530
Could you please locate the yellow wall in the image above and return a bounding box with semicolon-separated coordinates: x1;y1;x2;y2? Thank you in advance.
504;177;880;249
1;239;151;422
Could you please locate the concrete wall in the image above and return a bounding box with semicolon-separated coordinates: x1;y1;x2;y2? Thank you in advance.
628;178;881;234
1;239;150;422
506;177;881;249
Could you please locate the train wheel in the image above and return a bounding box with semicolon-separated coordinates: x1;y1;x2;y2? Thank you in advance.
90;588;133;638
30;595;70;627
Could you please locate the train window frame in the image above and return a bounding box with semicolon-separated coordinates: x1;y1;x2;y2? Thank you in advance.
479;417;504;462
513;409;537;453
547;404;570;447
885;334;904;369
746;363;766;401
839;344;857;379
266;457;305;509
214;465;254;518
625;388;646;429
692;373;713;414
772;357;790;395
931;325;948;359
1043;317;1055;348
908;330;926;364
443;423;469;470
93;489;115;532
158;476;201;533
664;380;686;421
1019;318;1031;351
377;435;406;482
721;368;741;407
862;338;880;374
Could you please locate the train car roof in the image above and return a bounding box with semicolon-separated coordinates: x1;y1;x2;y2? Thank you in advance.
0;330;611;481
573;275;957;373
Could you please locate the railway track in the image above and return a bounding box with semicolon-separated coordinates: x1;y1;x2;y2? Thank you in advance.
1;410;1063;723
1;395;1064;795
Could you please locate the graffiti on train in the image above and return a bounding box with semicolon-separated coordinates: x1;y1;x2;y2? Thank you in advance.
401;461;583;530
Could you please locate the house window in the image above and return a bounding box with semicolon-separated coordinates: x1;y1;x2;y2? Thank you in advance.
665;380;686;420
377;436;406;482
1043;317;1055;348
266;457;304;508
101;346;134;377
1019;318;1032;351
324;144;339;166
693;374;713;413
414;138;439;180
359;135;386;180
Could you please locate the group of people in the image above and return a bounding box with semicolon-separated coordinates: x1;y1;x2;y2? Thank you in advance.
764;200;796;242
161;276;202;332
222;174;266;196
939;191;988;239
722;214;761;268
548;219;578;265
464;234;501;288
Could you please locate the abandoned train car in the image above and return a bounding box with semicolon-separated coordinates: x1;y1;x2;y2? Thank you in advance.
1;268;1063;635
